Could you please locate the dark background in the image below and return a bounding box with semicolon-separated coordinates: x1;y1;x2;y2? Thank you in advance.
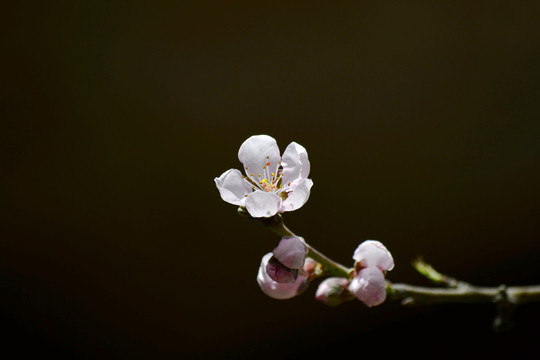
3;1;540;359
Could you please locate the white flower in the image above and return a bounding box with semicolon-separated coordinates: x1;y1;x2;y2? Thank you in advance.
215;135;313;218
349;240;394;307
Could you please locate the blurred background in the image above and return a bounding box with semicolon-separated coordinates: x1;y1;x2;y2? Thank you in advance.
2;1;540;359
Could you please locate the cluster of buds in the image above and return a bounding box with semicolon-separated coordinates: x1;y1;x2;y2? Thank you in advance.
216;135;394;307
316;241;394;307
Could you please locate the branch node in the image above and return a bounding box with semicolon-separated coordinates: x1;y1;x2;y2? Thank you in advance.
493;284;515;332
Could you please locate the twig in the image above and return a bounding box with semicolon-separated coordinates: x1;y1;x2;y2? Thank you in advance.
388;283;540;306
411;256;468;288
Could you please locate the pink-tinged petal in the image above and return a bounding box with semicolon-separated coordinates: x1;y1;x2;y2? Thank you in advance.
265;256;298;283
281;142;310;186
315;277;350;306
273;236;307;269
214;169;251;206
238;135;281;178
348;267;387;307
352;240;394;271
257;253;306;300
281;178;313;213
245;191;282;218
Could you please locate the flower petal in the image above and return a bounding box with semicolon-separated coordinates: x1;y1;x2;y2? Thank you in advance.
280;178;313;213
245;191;282;218
281;142;310;187
273;236;307;269
348;267;387;307
352;240;394;271
238;135;281;178
265;256;298;283
257;253;306;300
214;169;251;206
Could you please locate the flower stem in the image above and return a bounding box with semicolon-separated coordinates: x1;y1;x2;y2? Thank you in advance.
388;283;540;306
390;259;540;306
411;256;469;288
262;215;351;278
307;246;351;278
389;259;540;331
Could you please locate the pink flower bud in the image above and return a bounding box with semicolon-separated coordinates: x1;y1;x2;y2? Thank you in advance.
315;277;350;306
272;236;307;269
352;240;394;271
266;256;298;283
257;253;307;300
348;267;387;307
301;258;320;280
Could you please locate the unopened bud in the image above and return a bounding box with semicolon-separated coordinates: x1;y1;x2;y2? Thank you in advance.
257;253;307;300
315;277;350;306
301;258;322;280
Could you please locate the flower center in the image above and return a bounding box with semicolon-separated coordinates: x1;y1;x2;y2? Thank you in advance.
243;156;292;196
